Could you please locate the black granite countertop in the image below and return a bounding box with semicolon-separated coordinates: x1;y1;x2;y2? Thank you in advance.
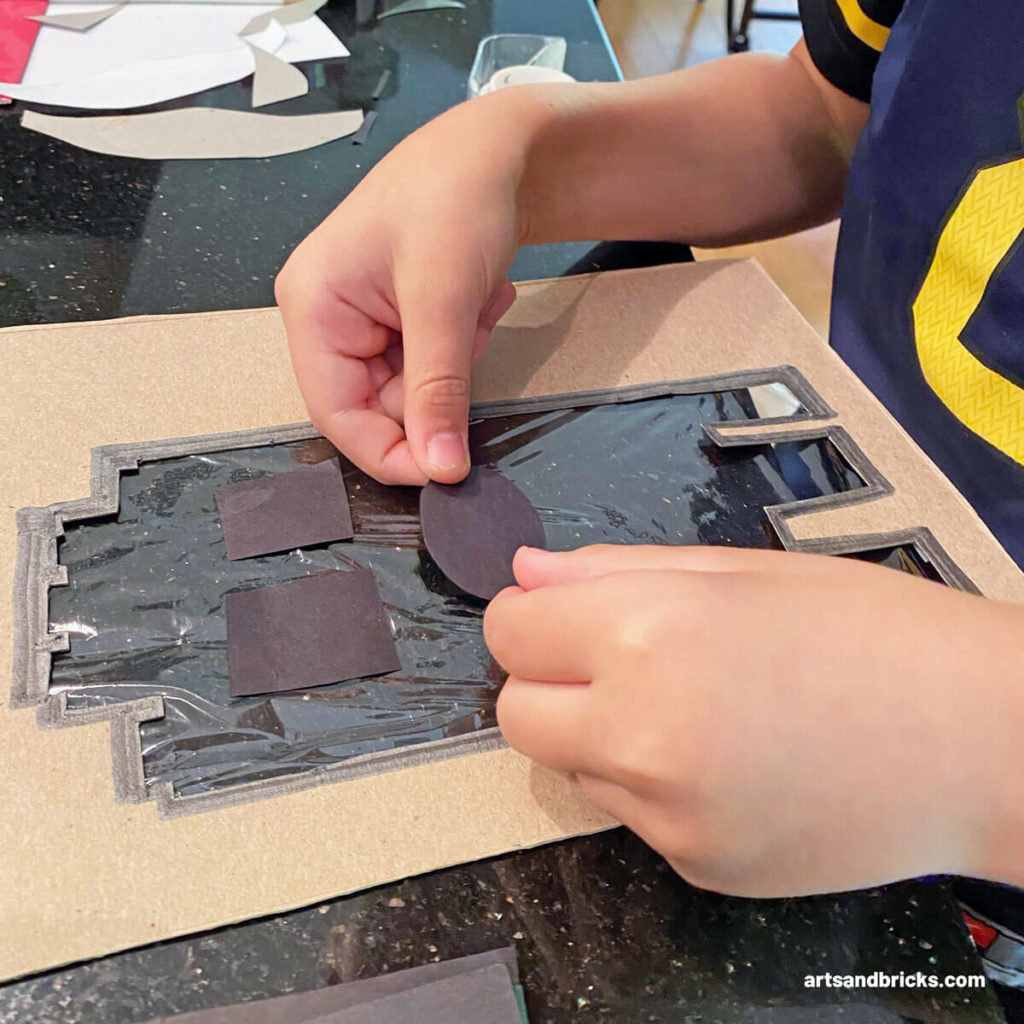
0;0;620;328
0;830;1006;1024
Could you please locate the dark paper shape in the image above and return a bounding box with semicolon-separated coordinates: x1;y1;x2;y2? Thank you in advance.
226;570;399;698
371;68;391;99
141;948;520;1024
351;109;378;145
216;458;353;560
309;964;523;1024
420;467;545;600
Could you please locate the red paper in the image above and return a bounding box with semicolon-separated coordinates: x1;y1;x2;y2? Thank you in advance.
0;1;48;85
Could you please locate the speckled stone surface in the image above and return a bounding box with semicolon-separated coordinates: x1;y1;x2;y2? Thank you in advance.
0;0;620;328
0;830;1005;1023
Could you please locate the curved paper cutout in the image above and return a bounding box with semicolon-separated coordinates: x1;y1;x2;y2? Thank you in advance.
21;106;363;160
420;468;546;600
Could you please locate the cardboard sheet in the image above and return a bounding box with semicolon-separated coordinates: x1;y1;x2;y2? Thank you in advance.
142;947;520;1024
421;468;546;600
31;3;125;31
216;457;353;560
3;260;1022;980
21;107;364;160
226;570;400;697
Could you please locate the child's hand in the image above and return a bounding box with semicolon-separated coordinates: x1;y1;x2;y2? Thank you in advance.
276;51;864;487
485;544;1024;896
275;92;542;485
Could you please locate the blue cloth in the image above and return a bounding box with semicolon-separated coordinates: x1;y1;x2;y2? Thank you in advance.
820;0;1024;567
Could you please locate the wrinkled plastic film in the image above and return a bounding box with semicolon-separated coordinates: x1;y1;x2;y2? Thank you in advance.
49;388;863;799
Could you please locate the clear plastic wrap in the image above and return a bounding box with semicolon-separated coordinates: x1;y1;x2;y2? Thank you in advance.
49;387;863;798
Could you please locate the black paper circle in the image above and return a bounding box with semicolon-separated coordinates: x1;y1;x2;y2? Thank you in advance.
419;467;546;600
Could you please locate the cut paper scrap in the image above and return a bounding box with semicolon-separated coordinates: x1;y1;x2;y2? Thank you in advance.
371;67;391;99
226;570;400;698
1;4;347;109
242;0;328;36
420;467;546;600
378;0;466;16
247;40;309;107
21;106;364;159
31;3;125;31
0;1;48;84
215;458;353;561
350;108;377;144
20;3;294;84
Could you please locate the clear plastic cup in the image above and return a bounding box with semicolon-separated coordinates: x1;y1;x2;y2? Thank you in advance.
467;34;569;98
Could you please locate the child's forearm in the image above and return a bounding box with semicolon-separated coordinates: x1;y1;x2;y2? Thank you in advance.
277;40;870;487
514;42;868;248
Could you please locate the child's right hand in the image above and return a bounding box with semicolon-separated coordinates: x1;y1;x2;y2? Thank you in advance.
278;45;866;487
276;90;543;485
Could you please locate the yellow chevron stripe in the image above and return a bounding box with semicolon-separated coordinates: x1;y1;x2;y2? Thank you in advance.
912;125;1024;466
835;0;891;51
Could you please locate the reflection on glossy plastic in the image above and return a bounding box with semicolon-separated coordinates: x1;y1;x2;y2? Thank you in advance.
48;388;862;799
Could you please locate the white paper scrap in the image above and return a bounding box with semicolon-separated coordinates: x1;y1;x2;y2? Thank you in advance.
0;11;347;109
242;0;328;36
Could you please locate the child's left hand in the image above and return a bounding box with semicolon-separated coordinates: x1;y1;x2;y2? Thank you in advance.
484;544;1024;896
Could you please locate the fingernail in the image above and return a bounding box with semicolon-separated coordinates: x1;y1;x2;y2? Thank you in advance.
426;432;468;471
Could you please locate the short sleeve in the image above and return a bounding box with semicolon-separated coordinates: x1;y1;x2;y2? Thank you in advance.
798;0;905;101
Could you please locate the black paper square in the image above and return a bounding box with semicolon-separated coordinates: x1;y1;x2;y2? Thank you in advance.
226;570;400;697
216;458;353;560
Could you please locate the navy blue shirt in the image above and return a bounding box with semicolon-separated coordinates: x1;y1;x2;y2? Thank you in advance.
800;2;1024;1003
801;0;1024;570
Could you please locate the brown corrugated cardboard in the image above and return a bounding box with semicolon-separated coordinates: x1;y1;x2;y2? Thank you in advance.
2;259;1020;980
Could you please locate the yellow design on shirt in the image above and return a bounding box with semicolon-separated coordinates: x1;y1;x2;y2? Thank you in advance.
835;0;891;51
912;118;1024;466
